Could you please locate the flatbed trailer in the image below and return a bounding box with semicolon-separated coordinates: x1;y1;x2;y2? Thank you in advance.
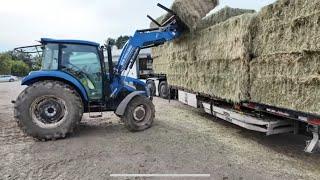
146;77;320;153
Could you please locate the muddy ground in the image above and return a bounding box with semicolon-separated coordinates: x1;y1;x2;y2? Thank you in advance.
0;81;319;180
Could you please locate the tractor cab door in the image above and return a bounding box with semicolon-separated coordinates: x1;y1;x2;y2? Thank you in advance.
59;44;103;101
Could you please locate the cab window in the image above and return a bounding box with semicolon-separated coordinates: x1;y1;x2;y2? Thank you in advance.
60;44;103;100
42;43;59;70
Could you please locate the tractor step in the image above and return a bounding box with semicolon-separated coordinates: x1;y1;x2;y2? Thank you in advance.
88;102;104;119
89;114;103;118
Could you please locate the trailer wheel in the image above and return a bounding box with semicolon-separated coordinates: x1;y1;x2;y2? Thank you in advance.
14;80;83;140
146;80;156;96
159;81;169;99
122;95;154;132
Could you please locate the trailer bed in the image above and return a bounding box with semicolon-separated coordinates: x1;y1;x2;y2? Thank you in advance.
175;89;320;153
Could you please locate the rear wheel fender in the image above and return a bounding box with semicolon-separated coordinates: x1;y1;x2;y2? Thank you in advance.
22;71;89;103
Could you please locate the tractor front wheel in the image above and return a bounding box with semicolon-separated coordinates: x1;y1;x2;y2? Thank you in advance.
14;80;83;140
122;96;155;132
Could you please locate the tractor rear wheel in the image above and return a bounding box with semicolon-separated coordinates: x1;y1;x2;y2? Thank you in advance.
14;80;83;140
122;96;155;132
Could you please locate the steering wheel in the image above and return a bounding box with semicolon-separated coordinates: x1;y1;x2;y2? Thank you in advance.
61;64;95;83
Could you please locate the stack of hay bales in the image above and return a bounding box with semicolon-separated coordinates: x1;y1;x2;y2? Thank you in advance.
190;13;255;102
250;0;320;114
153;0;320;115
152;42;171;74
153;7;256;102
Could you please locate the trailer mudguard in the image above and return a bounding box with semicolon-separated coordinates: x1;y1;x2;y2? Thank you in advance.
21;71;89;102
115;91;146;116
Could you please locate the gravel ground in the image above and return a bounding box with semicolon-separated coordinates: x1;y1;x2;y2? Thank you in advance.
0;81;320;180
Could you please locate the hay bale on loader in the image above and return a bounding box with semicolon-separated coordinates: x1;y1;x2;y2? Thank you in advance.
163;0;219;30
250;0;320;115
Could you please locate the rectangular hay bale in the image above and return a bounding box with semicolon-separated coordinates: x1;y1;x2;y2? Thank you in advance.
250;52;320;115
152;43;170;73
191;14;255;102
153;13;255;102
253;0;320;56
196;6;255;30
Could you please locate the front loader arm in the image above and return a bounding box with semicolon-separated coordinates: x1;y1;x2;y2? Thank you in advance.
115;3;186;75
116;24;182;75
109;3;186;98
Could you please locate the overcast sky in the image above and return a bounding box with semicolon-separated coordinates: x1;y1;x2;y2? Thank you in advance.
0;0;276;52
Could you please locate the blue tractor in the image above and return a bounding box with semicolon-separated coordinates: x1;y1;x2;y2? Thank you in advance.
13;4;185;140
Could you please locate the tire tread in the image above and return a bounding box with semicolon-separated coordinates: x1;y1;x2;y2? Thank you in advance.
14;80;83;140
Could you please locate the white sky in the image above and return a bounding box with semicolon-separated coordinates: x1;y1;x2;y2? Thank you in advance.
0;0;276;52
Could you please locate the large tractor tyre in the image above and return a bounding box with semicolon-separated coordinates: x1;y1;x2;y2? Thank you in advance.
122;95;155;132
159;81;169;99
14;80;83;140
146;80;156;97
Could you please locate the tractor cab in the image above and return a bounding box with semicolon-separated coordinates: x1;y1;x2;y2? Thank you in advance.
40;39;105;101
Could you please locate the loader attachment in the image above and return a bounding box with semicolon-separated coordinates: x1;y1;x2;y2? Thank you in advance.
146;3;187;31
160;0;220;30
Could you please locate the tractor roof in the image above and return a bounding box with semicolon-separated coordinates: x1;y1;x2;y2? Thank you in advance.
41;38;100;47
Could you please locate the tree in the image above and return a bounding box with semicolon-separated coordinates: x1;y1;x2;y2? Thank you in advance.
7;48;42;72
11;61;30;77
0;52;31;76
115;35;130;49
0;53;12;74
31;55;42;71
104;38;116;47
105;35;130;49
10;50;33;67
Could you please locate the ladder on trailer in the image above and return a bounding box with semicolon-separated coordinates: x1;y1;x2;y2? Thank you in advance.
305;126;320;153
202;102;294;136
